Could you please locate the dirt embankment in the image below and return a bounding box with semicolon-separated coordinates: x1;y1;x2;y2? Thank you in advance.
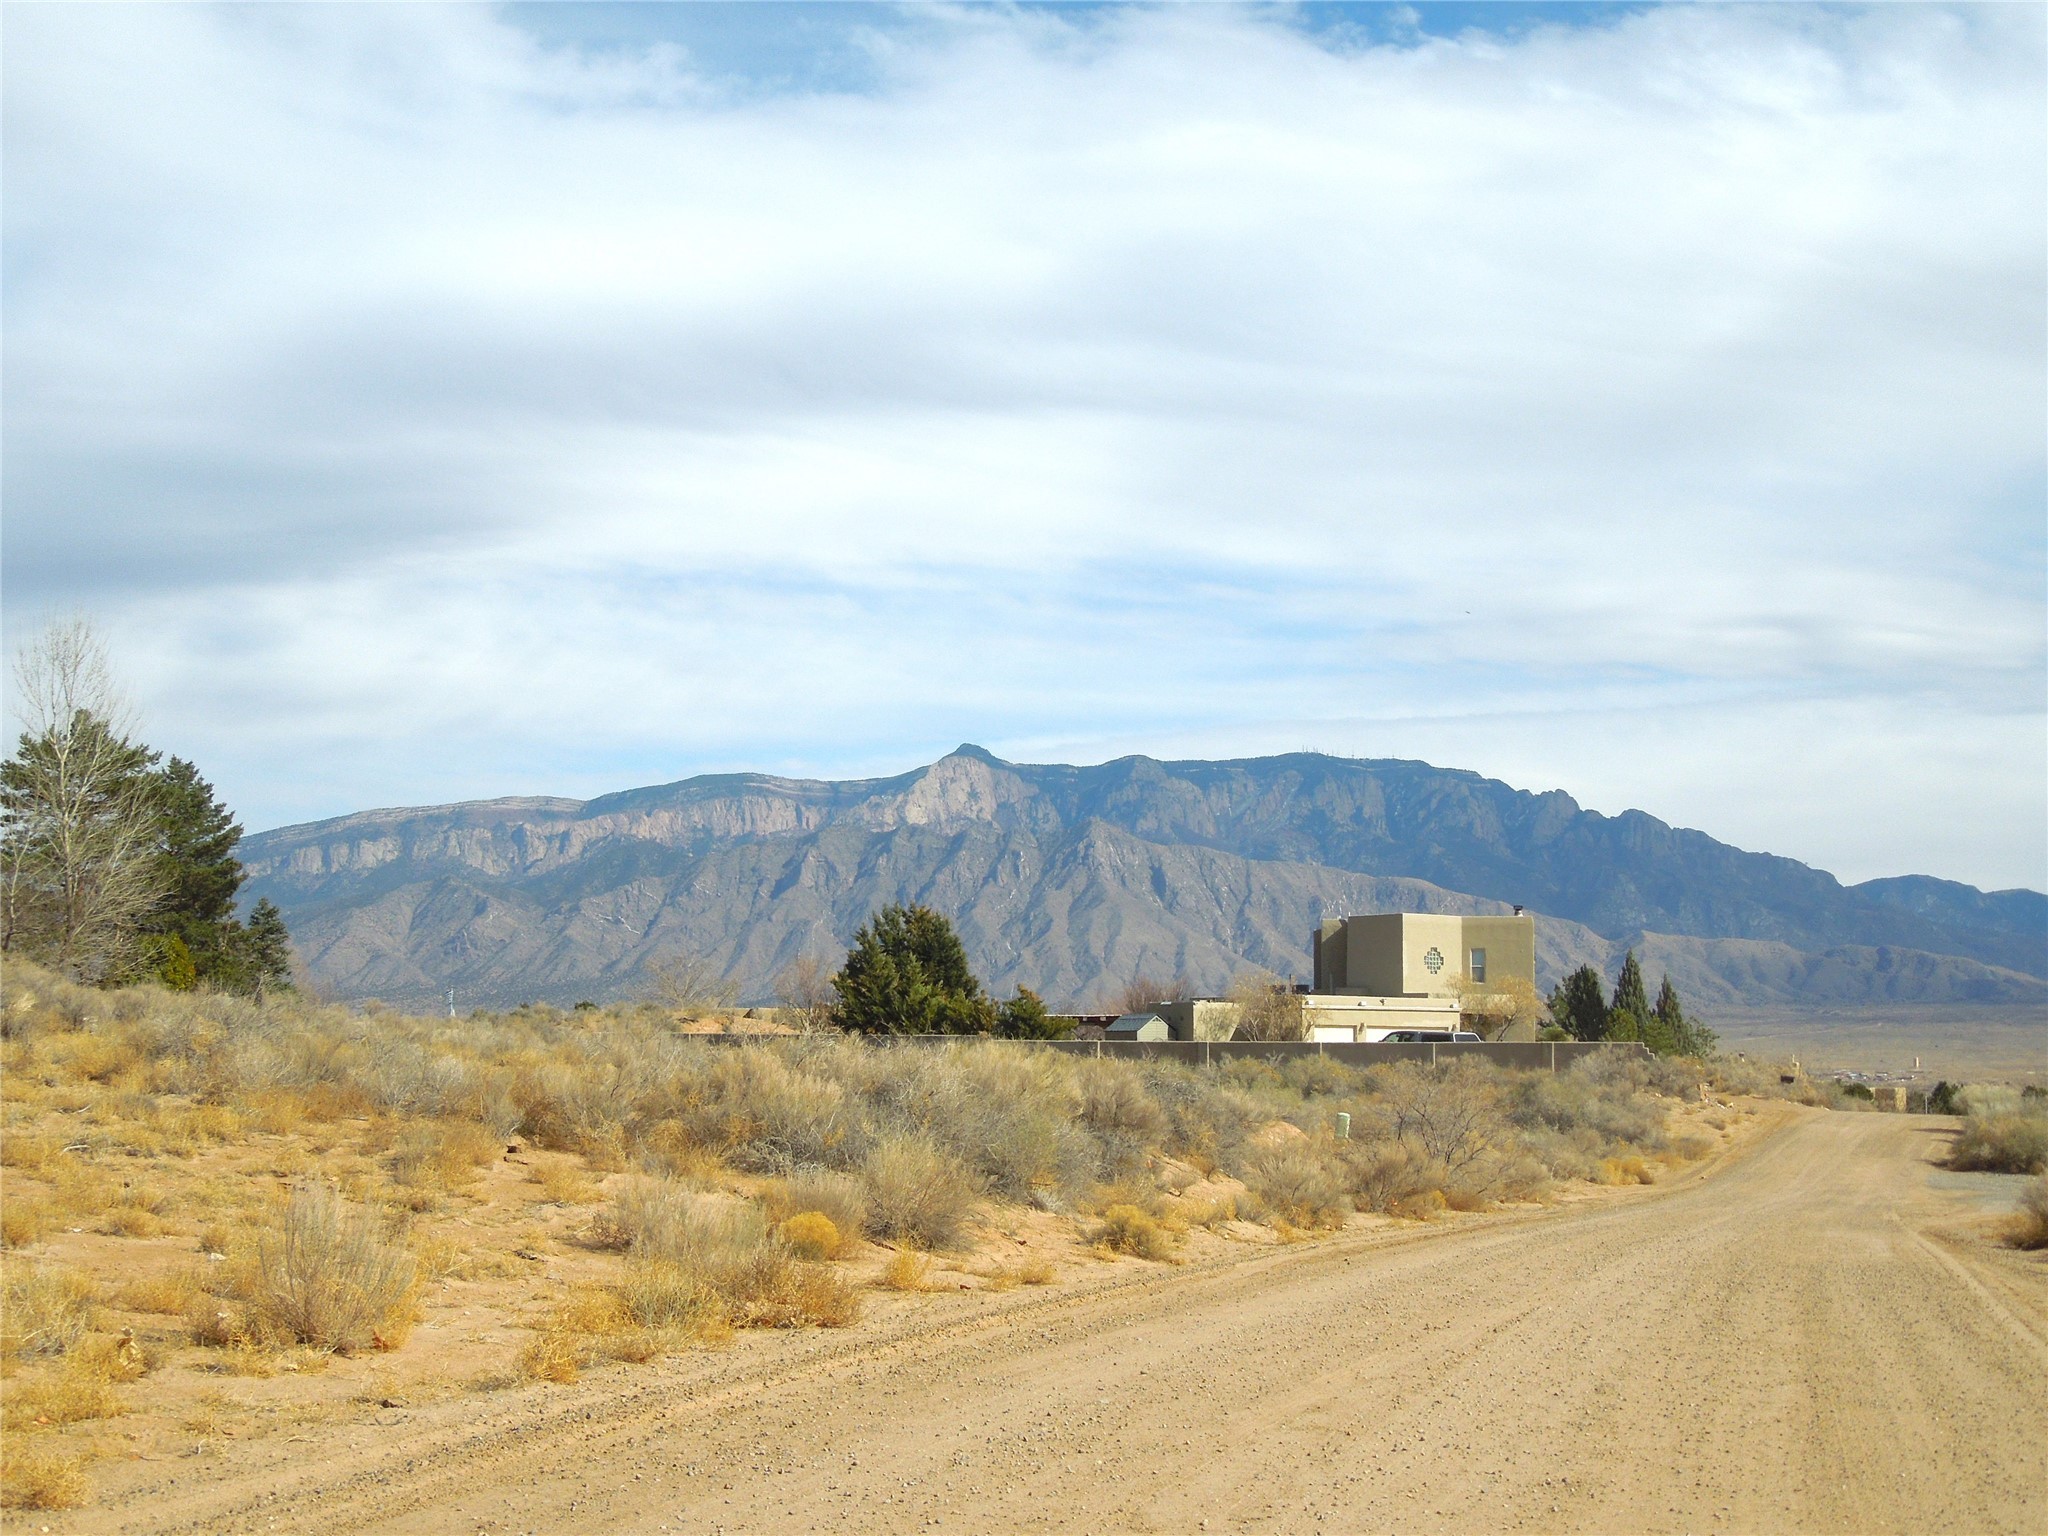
44;1107;2047;1536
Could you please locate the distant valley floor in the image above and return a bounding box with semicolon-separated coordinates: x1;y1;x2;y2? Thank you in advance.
1710;1004;2048;1085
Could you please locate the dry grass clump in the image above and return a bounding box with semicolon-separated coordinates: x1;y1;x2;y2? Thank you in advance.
0;1445;91;1510
386;1119;501;1207
1949;1113;2048;1176
203;1184;417;1354
878;1250;933;1291
527;1153;602;1205
1094;1204;1179;1261
1599;1155;1655;1186
0;1330;143;1435
2009;1174;2048;1251
588;1179;857;1331
1;1261;96;1360
862;1136;977;1251
0;1197;51;1248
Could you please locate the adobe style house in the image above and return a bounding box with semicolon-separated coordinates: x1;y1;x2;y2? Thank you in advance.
1302;911;1537;1040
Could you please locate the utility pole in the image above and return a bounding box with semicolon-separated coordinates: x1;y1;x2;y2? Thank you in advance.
448;987;456;1019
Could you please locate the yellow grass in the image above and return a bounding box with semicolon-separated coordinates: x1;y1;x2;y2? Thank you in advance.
0;1446;91;1510
878;1250;933;1291
528;1155;602;1205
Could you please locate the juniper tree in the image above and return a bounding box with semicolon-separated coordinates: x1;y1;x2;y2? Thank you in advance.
996;986;1070;1039
831;903;994;1034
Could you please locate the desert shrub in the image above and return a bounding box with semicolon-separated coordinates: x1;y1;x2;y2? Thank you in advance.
598;1180;848;1327
0;1445;90;1510
771;1168;869;1242
668;1048;853;1173
1955;1084;2024;1118
1338;1139;1444;1214
1145;1070;1263;1172
778;1211;843;1260
1237;1142;1349;1229
911;1048;1087;1199
1373;1060;1507;1173
2010;1174;2048;1250
1076;1062;1166;1177
1279;1055;1355;1099
1510;1067;1663;1149
862;1136;977;1251
1;1262;95;1360
1095;1204;1178;1260
241;1184;417;1353
1950;1114;2048;1175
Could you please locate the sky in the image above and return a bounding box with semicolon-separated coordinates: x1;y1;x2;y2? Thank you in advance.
3;2;2043;893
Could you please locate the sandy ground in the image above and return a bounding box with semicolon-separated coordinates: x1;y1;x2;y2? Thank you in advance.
35;1107;2044;1536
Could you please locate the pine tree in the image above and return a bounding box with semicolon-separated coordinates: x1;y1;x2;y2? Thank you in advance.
831;904;994;1034
140;756;247;983
1547;964;1609;1041
235;898;295;997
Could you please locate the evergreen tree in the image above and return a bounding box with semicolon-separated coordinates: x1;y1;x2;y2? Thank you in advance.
140;756;247;983
1653;974;1714;1057
1604;954;1646;1044
1547;964;1609;1041
996;986;1071;1039
1611;950;1650;1022
831;904;994;1034
232;898;295;997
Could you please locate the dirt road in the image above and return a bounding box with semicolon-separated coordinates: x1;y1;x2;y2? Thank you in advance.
83;1110;2047;1535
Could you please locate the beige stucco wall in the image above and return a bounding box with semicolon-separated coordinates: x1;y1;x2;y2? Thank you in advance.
1459;916;1536;993
1314;912;1537;997
1151;998;1242;1042
1301;994;1460;1040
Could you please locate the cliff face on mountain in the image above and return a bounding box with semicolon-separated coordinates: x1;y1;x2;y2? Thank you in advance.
239;747;2047;1012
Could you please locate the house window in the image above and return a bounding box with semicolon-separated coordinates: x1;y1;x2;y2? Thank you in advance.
1469;948;1487;983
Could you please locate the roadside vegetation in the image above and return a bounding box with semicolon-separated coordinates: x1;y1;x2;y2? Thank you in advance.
1944;1084;2048;1177
0;955;1735;1509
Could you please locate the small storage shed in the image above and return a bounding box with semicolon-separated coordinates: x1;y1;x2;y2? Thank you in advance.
1106;1012;1170;1042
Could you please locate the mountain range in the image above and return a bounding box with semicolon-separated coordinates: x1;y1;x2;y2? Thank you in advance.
239;747;2048;1015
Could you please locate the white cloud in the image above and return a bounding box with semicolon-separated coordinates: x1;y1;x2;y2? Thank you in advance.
3;2;2041;888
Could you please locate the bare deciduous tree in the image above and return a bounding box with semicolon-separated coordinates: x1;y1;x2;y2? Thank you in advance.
1227;969;1305;1041
774;951;839;1033
0;618;165;981
642;948;739;1022
1101;970;1191;1016
1450;974;1547;1040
